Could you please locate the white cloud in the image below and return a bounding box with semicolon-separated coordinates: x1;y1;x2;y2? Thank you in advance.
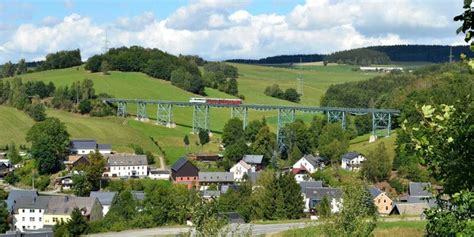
0;0;467;63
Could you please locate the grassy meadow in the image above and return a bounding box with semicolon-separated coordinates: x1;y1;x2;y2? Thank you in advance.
0;63;394;165
272;220;426;237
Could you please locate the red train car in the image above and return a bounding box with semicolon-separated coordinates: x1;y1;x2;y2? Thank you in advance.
189;98;242;105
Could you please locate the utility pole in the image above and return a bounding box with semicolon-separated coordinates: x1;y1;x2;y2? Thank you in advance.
297;57;304;96
103;29;109;54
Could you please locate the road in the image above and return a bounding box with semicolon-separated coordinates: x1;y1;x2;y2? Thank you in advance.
86;222;312;237
86;217;424;237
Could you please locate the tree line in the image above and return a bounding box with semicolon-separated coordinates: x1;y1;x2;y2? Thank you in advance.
85;46;240;96
0;77;114;122
226;45;474;65
264;84;301;102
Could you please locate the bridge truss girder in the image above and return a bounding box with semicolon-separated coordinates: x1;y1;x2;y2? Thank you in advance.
117;101;127;117
156;104;175;127
137;102;148;121
372;112;392;137
193;104;210;133
231;107;248;129
327;111;347;129
277;108;296;150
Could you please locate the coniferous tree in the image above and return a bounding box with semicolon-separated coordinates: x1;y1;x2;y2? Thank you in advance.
222;118;244;147
281;173;304;219
317;195;331;218
66;207;90;236
251;126;276;165
16;59;27;75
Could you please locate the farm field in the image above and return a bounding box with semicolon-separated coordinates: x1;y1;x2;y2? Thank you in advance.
1;63;394;165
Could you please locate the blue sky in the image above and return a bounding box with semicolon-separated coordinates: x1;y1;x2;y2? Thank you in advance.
0;0;466;63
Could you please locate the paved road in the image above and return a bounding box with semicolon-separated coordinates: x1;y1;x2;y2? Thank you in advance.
86;222;313;237
86;217;424;237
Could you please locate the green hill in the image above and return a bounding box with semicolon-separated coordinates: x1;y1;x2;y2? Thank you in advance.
1;63;379;164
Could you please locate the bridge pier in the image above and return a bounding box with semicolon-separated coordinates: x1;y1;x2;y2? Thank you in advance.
327;111;346;129
156;104;175;128
136;102;148;121
193;104;210;134
277;108;296;150
372;112;392;137
231;107;248;129
117;101;127;117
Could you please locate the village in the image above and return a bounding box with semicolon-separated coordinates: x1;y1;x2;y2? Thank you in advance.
0;138;436;235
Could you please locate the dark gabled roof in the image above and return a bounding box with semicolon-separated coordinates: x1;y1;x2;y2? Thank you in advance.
341;152;362;160
369;187;383;199
305;187;342;200
409;182;431;197
171;157;189;172
107;154;148;166
70;139;97;150
90;191;117;206
301;154;327;167
131;191;145;201
13;196;50;213
97;144;112;150
7;190;38;212
46;196;99;216
243;155;263;165
299;181;323;193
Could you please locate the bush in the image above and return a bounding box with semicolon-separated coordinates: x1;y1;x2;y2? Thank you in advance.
79;100;92;114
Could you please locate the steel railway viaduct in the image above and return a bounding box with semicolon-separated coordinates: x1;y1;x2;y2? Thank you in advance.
103;98;400;147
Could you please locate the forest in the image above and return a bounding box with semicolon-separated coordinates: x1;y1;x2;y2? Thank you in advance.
227;45;474;65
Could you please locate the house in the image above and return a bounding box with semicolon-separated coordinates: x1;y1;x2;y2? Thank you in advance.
104;154;148;178
70;139;111;155
390;202;430;216
56;174;74;190
292;155;327;182
341;152;366;171
299;181;323;193
229;160;255;182
303;187;343;214
187;153;221;162
64;155;89;170
201;190;221;200
369;187;393;215
89;191;117;216
242;155;264;170
43;196;103;226
148;169;171;180
406;182;436;207
198;172;234;190
6;190;39;213
171;158;199;188
0;162;10;178
12;196;50;232
131;191;145;202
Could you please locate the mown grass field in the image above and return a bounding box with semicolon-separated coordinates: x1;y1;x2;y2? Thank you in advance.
1;63;391;165
272;220;426;237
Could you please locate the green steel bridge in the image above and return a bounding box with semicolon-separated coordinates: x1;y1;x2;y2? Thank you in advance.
103;98;400;148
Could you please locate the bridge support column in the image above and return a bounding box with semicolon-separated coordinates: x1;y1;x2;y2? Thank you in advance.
277;108;296;151
231;107;248;129
193;104;210;134
156;104;175;128
137;102;148;121
372;112;392;137
327;111;346;129
117;101;127;117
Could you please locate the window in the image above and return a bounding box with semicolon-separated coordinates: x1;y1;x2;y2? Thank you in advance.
384;199;386;203
39;210;41;213
53;217;58;222
30;217;35;222
22;209;25;213
22;217;25;221
30;209;34;213
378;199;380;204
39;217;42;222
385;206;388;210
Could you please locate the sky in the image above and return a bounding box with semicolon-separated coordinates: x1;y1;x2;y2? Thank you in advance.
0;0;468;63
